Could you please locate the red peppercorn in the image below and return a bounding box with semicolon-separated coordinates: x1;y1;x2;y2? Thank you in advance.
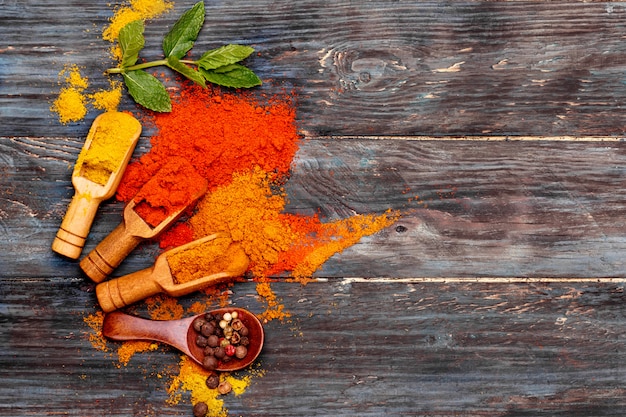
224;344;236;357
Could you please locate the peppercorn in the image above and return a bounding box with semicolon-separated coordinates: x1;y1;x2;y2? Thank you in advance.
224;344;236;357
213;346;225;359
235;345;248;359
203;346;215;356
193;318;206;333
201;323;215;337
238;325;249;337
217;381;232;395
202;355;218;371
207;334;219;348
193;402;208;417
239;336;249;346
223;312;232;322
231;319;244;331
205;373;220;389
195;334;208;348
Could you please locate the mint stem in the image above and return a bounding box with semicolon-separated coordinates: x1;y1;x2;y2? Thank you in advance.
106;59;199;74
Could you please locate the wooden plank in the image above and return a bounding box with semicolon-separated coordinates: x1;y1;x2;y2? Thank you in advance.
1;277;625;416
2;136;626;278
3;1;626;137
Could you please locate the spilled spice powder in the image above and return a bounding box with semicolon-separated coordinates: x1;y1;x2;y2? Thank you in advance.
167;355;260;416
51;65;89;124
103;0;173;60
116;84;300;203
91;80;123;112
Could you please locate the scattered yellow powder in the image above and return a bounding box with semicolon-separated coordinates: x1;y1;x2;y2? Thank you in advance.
167;356;227;416
91;80;123;112
103;0;174;59
50;65;89;124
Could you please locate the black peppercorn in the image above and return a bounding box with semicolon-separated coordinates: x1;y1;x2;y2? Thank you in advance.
207;334;219;348
203;346;215;356
193;401;208;417
205;373;220;389
195;334;208;348
201;323;215;337
213;346;225;359
202;355;218;371
193;318;207;333
235;345;247;359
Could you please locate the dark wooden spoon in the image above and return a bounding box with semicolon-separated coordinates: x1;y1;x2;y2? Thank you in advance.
102;307;264;371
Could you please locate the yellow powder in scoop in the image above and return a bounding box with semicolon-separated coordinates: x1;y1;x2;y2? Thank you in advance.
75;111;140;185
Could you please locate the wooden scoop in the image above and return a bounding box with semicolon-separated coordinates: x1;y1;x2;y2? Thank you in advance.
52;112;142;259
96;234;250;313
102;308;264;371
80;184;207;283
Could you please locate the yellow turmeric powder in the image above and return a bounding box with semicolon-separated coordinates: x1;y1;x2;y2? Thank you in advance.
75;111;141;185
50;65;89;124
91;80;123;112
103;0;174;60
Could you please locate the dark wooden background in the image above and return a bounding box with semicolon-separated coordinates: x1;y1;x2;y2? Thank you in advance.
1;1;626;416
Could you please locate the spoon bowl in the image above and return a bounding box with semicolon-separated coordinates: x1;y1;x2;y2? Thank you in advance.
102;307;264;371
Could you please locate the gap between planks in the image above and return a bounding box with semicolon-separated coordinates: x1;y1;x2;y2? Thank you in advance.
314;277;626;284
311;135;626;142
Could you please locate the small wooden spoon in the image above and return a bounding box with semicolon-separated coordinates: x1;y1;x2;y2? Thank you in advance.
96;233;250;313
52;112;142;259
80;183;207;283
102;308;264;371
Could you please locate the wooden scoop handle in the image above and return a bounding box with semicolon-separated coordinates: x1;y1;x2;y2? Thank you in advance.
51;192;103;259
96;266;163;313
80;221;143;283
102;311;195;359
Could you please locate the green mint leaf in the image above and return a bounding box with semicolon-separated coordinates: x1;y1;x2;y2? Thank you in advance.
197;44;255;71
200;64;262;89
122;70;172;112
167;56;206;88
119;20;145;68
162;1;205;59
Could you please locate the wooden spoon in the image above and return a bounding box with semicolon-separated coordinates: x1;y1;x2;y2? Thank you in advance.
52;112;142;259
96;233;250;313
102;308;264;371
79;182;207;283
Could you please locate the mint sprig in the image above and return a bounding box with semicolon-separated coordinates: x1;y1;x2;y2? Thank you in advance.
106;1;262;112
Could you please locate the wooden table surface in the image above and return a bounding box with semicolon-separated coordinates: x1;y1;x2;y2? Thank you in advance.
2;1;626;416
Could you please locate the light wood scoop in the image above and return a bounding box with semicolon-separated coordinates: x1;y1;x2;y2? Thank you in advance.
52;112;142;259
96;234;250;313
102;308;264;371
79;184;207;283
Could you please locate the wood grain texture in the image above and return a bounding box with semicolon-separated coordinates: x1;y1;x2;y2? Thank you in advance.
2;1;626;416
1;278;625;416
